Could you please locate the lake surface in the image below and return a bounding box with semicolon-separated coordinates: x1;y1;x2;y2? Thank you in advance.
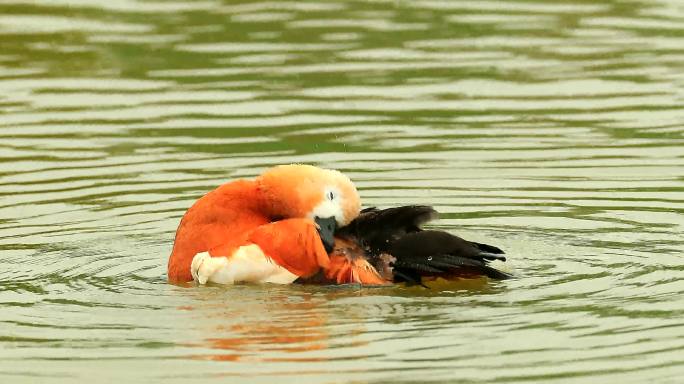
1;0;683;382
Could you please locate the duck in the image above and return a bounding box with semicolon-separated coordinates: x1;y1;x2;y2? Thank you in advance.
168;164;366;284
167;164;510;286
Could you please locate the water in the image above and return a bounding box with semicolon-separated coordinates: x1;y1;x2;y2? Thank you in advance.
1;0;683;382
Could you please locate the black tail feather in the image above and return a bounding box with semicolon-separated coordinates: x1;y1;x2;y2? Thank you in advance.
480;266;514;280
471;241;505;255
478;252;507;262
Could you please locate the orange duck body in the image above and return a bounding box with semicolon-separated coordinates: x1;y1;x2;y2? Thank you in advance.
168;164;375;285
168;165;510;286
168;179;326;282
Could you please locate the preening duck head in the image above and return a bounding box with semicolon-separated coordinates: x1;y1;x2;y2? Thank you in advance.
256;164;361;251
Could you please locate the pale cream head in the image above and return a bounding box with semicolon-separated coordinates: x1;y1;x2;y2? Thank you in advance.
256;164;361;226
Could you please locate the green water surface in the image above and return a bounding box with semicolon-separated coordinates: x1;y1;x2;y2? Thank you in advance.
1;0;683;383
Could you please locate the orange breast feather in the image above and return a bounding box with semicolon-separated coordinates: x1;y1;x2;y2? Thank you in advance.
168;180;268;282
247;218;330;278
168;180;332;283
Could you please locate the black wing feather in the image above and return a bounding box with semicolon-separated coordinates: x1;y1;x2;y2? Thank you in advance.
390;230;512;280
336;205;438;253
337;206;512;283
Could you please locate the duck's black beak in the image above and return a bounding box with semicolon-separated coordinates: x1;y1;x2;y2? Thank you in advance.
314;216;337;253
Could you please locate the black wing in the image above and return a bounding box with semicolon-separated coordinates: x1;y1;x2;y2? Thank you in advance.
336;205;511;283
336;205;438;253
390;230;511;281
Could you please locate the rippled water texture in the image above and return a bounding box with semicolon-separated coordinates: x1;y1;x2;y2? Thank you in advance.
1;0;683;382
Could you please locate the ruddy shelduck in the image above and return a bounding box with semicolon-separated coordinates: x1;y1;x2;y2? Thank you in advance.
168;164;371;284
168;164;510;286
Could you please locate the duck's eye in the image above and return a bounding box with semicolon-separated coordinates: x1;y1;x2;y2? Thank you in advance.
327;191;335;201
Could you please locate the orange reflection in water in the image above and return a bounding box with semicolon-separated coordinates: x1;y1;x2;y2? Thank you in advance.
180;289;368;363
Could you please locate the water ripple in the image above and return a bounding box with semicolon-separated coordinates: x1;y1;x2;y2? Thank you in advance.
1;0;684;382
